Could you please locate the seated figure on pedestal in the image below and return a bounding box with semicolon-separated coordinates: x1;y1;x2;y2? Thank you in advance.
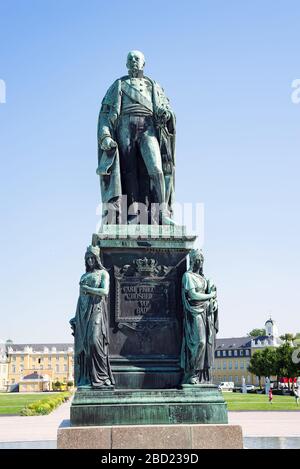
181;249;219;385
70;245;114;389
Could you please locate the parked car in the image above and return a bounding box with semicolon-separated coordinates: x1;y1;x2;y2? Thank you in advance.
239;384;255;392
245;384;255;391
218;382;234;391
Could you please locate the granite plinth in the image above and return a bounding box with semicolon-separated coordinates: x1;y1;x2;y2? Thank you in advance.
70;385;228;427
58;423;243;449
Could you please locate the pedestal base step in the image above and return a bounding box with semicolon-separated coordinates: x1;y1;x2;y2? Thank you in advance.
57;423;243;449
70;386;228;426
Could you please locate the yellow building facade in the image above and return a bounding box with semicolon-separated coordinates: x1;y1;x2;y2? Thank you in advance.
6;343;74;392
212;319;282;386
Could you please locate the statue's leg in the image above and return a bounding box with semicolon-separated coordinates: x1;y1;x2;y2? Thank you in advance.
139;123;174;225
117;116;139;218
139;130;165;204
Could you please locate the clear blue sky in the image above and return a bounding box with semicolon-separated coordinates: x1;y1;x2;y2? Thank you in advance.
0;0;299;343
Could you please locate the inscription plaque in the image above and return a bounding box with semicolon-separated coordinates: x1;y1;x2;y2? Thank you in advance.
115;278;174;323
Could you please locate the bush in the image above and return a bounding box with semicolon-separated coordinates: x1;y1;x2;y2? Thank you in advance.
20;407;35;416
20;392;71;416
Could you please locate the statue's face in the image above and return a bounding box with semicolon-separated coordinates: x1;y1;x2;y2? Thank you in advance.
193;258;203;272
126;50;145;74
86;254;96;269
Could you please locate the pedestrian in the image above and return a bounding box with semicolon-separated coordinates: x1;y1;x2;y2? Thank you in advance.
268;388;273;404
294;388;299;406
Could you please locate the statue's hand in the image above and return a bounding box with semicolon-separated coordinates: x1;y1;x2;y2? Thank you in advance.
211;291;217;299
101;136;117;152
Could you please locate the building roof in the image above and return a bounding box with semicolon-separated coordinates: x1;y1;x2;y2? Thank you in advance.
265;317;275;325
216;334;280;350
216;337;252;350
7;343;73;352
23;372;44;380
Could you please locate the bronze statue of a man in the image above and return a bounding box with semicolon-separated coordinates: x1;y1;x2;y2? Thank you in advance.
97;50;175;225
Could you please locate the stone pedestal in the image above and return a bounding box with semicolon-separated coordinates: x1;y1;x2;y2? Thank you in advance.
90;225;196;390
57;423;243;449
64;225;239;448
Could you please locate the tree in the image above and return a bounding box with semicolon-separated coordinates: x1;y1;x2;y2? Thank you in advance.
247;328;266;337
52;380;63;391
280;333;297;344
275;342;300;391
248;348;277;388
260;347;277;378
294;334;300;346
248;350;265;388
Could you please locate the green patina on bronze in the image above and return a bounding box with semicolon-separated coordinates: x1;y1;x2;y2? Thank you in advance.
71;386;228;426
69;52;227;428
96;50;175;225
181;249;218;385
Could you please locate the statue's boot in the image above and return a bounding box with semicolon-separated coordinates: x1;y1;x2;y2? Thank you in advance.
151;173;175;226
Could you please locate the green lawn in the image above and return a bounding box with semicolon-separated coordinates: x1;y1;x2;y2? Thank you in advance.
223;391;300;411
0;393;66;415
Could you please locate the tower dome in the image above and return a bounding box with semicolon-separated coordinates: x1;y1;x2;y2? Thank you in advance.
265;317;279;339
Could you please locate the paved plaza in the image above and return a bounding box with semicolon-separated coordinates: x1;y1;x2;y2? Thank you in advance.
0;399;299;447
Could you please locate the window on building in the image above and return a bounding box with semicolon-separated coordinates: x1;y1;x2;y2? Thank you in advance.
245;350;250;356
56;365;59;373
217;361;221;370
240;350;244;356
235;376;239;383
235;361;238;370
222;351;226;357
64;365;67;372
247;375;251;384
223;361;226;370
229;376;233;382
228;350;232;357
234;350;238;356
12;366;16;373
217;351;221;357
229;361;232;370
240;361;244;369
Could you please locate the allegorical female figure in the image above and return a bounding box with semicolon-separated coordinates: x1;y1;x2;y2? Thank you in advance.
181;249;218;384
70;245;114;389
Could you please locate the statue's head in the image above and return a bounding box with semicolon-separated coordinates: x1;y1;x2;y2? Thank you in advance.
126;50;145;76
189;249;204;273
85;245;104;272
